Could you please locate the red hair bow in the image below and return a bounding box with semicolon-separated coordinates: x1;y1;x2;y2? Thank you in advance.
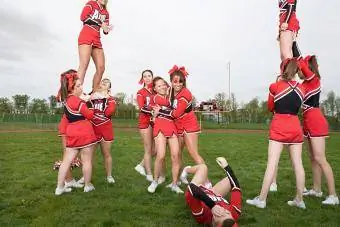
168;65;189;77
280;58;292;74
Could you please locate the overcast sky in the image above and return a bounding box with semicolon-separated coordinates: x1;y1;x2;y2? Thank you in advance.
0;0;339;103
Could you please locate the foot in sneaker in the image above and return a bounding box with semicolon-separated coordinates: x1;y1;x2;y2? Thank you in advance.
77;177;85;185
322;195;339;205
171;184;184;194
157;176;166;184
246;196;266;208
84;183;95;193
180;166;191;185
135;164;146;176
55;186;72;195
65;179;84;188
269;183;277;192
303;189;323;197
146;174;153;182
216;157;228;169
147;181;158;193
287;199;306;209
107;176;115;184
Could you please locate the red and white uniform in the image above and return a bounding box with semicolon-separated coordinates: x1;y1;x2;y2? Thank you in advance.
78;0;109;49
136;87;154;129
58;114;68;136
185;186;241;225
90;97;116;142
64;95;97;149
298;59;329;138
268;80;305;144
279;0;299;33
168;88;200;136
152;94;177;138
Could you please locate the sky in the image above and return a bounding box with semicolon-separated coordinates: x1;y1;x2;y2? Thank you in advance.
0;0;339;104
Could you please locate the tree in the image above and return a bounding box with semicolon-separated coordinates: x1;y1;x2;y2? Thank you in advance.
48;95;57;113
214;92;227;110
245;98;260;123
322;91;336;117
12;94;30;114
114;92;127;105
0;97;13;113
29;98;49;114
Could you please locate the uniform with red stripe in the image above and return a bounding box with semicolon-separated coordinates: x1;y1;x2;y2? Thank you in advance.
185;165;242;226
152;94;177;138
268;80;305;144
279;0;299;33
90;96;116;142
64;95;97;148
298;58;329;138
78;0;109;48
159;87;200;136
136;87;154;129
58;114;68;136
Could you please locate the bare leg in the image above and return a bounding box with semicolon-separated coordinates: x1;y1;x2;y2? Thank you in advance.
288;144;305;202
168;136;181;184
259;141;283;201
100;140;113;177
279;31;294;60
80;145;95;187
77;44;92;84
310;137;336;195
184;133;205;164
91;48;105;90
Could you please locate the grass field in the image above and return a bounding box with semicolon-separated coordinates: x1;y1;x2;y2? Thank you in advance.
1;126;340;226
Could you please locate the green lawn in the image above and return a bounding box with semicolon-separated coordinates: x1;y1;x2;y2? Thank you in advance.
1;128;340;226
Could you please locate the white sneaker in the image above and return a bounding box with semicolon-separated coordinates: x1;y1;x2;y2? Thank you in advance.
180;166;191;185
107;176;115;184
146;174;153;182
246;196;266;208
303;189;323;197
65;179;84;188
55;186;72;195
147;181;158;193
216;157;228;169
135;164;146;176
322;195;339;205
84;184;95;193
77;177;85;185
157;176;166;184
269;183;277;192
287;199;306;209
171;184;184;194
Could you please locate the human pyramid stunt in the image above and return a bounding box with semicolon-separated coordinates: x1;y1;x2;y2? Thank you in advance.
52;0;338;226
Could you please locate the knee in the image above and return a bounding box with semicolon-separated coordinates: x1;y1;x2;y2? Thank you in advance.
96;64;105;75
313;155;327;165
198;163;208;172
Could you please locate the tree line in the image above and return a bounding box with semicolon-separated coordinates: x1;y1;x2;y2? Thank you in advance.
0;91;339;129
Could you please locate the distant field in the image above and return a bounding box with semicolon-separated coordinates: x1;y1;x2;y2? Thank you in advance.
1;126;340;226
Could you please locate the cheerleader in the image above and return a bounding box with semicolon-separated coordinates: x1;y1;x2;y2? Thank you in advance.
298;55;339;205
55;70;97;195
147;77;182;194
247;59;306;209
54;113;83;188
134;70;157;182
158;66;205;166
78;0;113;90
90;78;116;183
278;0;299;60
